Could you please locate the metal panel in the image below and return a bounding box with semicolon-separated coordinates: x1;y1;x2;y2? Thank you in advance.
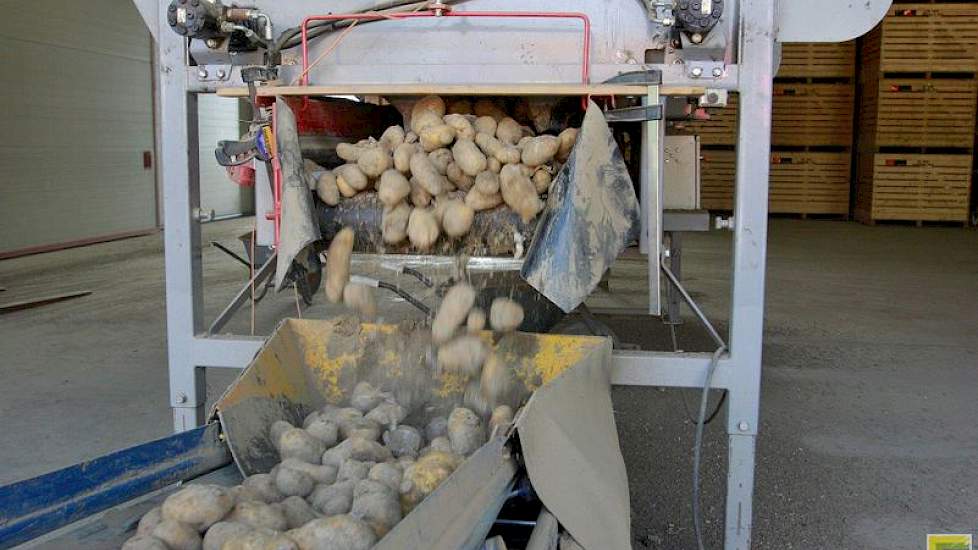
0;0;156;255
777;0;891;43
0;423;230;550
663;136;701;210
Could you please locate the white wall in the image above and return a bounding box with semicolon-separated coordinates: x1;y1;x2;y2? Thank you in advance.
198;96;254;219
0;0;156;255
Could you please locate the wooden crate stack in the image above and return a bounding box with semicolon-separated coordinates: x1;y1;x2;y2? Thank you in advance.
694;41;856;215
855;2;978;225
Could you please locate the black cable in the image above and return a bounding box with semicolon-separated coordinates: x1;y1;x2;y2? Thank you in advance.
377;281;431;317
693;346;726;550
669;324;728;426
401;267;434;288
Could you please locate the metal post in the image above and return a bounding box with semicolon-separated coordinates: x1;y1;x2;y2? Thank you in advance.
643;87;664;315
158;2;206;432
724;0;776;547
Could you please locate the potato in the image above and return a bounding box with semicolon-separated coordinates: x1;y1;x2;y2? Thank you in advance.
464;380;493;418
335;171;358;198
473;115;497;136
279;459;337;485
521;135;560;167
461;310;485;335
122;535;169;550
489;405;515;435
228;500;288;531
500;164;543;223
431;283;476;344
327;437;393;465
424;416;448;442
404;131;418;144
274;464;314;497
464;189;503;212
383;425;423;458
201;521;251;550
382;202;412;245
443;113;475;140
219;530;297;550
228;485;264;505
480;352;516;409
278;428;325;464
409;176;432;207
410;95;446;133
151;519;201;550
392;142;415;174
315;171;341;206
137;505;163;535
357;147;391;179
419;124;456;152
364;401;408;427
446;98;473;115
519;163;534;178
428;148;453;175
517;135;533;150
379;125;406;150
442;200;475;238
343;282;377;321
409;152;446;196
473;99;507;121
487;157;502;174
374;170;409;208
269;420;294;448
532;167;553;194
324;227;354;303
490;297;524;332
473;171;500;196
352;480;402;537
368;462;403;492
475;132;520;165
280;496;320;530
242;474;285;504
334;164;369;192
288;515;376;550
308;480;356;516
557;127;579;162
399;451;462;513
329;406;364;432
451;139;488;177
348;381;381;412
338;459;374;482
336;142;363;162
437;335;487;378
161;485;233;532
407;208;440;251
447;407;485;456
427;436;453;454
495;117;522;145
446;162;474;191
304;417;339;447
341;417;382;442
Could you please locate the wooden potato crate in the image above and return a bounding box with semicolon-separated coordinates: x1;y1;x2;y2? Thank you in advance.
772;83;855;147
681;94;739;146
859;76;978;149
777;41;856;79
700;150;852;214
862;3;978;73
855;153;972;223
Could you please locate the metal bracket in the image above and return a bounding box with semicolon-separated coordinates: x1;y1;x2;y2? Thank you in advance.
605;104;664;123
604;70;664;86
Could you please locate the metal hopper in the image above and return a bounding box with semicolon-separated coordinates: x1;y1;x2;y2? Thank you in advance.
213;318;631;550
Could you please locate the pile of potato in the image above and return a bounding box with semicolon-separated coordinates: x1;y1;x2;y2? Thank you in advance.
308;95;579;252
124;276;529;550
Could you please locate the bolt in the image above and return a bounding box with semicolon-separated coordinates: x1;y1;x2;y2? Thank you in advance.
217;69;227;79
690;66;704;78
712;67;724;78
662;17;674;26
738;421;750;432
205;38;220;49
197;68;208;79
691;32;704;44
176;393;188;404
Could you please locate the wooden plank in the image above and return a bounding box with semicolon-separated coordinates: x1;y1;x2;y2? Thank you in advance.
777;41;856;79
860;77;978;149
215;83;704;98
772;83;855;147
855;153;972;223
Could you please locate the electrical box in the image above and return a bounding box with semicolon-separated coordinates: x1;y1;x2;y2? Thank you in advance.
663;135;701;210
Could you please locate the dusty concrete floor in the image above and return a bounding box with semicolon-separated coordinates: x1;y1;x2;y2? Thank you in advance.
1;218;976;549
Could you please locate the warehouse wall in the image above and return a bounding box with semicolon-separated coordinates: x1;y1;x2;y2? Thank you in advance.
0;0;253;257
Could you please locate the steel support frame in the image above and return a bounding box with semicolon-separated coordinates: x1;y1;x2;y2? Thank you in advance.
156;1;774;547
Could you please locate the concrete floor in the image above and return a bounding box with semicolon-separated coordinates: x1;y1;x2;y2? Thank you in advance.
1;218;976;549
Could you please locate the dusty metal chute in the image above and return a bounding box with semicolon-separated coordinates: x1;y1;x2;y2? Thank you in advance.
522;100;641;313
